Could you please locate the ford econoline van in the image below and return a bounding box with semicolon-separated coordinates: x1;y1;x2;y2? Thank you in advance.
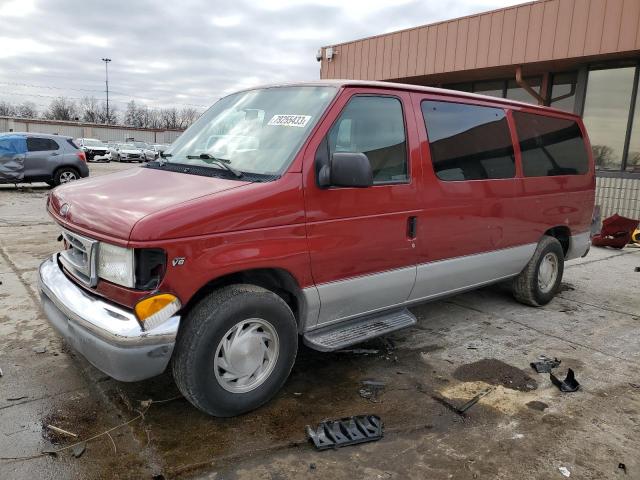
39;81;595;416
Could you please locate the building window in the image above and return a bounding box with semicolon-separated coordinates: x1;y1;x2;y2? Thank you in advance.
421;100;515;181
582;67;636;171
550;72;578;112
472;80;505;98
626;76;640;173
506;77;541;104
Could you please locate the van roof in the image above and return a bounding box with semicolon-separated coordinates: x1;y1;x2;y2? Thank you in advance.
243;80;579;118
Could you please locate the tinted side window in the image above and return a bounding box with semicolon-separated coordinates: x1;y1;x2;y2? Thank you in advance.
421;101;515;181
66;139;79;149
27;137;59;152
513;111;589;176
327;96;407;183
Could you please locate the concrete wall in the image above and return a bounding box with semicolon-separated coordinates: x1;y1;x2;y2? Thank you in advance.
596;176;640;220
0;117;183;144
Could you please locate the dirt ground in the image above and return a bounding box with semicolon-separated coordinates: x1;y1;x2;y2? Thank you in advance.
1;161;639;479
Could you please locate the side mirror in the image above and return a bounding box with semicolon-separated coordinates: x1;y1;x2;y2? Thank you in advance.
319;152;373;188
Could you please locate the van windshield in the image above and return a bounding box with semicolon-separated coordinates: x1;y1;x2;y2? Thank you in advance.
163;86;337;176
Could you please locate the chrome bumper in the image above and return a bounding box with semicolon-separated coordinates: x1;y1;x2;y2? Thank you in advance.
38;254;179;382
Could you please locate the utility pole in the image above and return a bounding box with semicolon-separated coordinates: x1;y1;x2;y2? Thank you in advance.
101;58;111;123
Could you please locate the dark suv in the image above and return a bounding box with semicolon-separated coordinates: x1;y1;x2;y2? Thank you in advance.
0;133;89;186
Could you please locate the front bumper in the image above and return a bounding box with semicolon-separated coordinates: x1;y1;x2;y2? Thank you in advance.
38;254;179;381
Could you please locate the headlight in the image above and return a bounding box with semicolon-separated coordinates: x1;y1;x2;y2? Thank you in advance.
97;242;135;287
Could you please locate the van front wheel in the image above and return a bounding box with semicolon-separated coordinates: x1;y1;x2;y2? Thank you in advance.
172;284;298;417
512;235;564;307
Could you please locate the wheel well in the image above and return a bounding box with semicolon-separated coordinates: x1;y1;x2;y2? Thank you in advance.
184;268;304;326
544;226;570;256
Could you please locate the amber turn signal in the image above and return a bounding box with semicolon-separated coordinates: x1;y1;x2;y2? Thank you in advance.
134;293;181;330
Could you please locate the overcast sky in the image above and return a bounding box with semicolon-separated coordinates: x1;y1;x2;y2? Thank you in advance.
0;0;528;113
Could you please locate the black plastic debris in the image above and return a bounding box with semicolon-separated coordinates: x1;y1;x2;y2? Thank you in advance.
619;463;627;474
550;368;580;392
530;357;561;373
306;415;383;450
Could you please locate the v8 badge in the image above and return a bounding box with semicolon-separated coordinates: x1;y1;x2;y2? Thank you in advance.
172;257;186;267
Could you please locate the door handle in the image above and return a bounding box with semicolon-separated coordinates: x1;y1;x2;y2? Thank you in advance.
50;152;59;156
407;216;417;239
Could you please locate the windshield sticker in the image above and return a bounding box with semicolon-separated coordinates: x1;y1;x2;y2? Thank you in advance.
267;114;311;128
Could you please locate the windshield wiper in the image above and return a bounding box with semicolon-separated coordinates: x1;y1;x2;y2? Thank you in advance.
185;153;243;178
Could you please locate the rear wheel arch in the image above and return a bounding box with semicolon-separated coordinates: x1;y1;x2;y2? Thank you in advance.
543;226;571;257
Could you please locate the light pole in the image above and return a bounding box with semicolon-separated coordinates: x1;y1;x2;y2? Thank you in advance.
101;58;111;123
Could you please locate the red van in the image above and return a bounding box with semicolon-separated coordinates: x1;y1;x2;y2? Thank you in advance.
39;81;594;416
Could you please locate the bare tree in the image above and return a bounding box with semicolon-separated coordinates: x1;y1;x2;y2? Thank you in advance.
124;100;139;127
160;107;180;129
79;96;101;123
178;107;200;128
44;96;78;121
591;145;615;168
16;101;38;118
99;103;118;125
0;100;17;116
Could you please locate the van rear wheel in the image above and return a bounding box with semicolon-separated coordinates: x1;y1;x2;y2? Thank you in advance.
172;284;298;417
512;235;564;307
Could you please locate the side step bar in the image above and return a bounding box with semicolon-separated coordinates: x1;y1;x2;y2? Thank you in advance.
303;308;417;352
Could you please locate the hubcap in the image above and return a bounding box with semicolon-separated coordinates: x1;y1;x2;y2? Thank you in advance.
59;171;77;183
214;319;279;393
538;252;559;293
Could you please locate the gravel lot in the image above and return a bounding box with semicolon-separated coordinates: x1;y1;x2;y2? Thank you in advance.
1;161;639;479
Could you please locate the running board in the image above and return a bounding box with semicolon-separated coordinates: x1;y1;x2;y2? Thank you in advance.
303;308;417;352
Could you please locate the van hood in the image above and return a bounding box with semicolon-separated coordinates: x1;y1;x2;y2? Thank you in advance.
49;167;250;240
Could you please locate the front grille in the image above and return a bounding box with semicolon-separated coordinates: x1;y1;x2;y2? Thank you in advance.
59;228;98;287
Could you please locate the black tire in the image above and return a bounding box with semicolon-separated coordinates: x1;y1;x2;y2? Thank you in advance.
172;284;298;417
512;235;564;307
53;167;80;186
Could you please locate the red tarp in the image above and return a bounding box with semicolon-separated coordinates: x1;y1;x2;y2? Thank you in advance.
591;214;639;249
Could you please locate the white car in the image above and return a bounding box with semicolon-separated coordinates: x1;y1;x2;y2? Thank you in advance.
150;143;170;157
132;141;157;162
76;138;110;162
115;143;145;162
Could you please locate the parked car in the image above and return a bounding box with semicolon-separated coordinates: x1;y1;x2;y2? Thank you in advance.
0;132;88;186
105;142;122;161
114;143;144;162
39;81;595;417
150;143;170;157
76;138;110;162
131;141;157;161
